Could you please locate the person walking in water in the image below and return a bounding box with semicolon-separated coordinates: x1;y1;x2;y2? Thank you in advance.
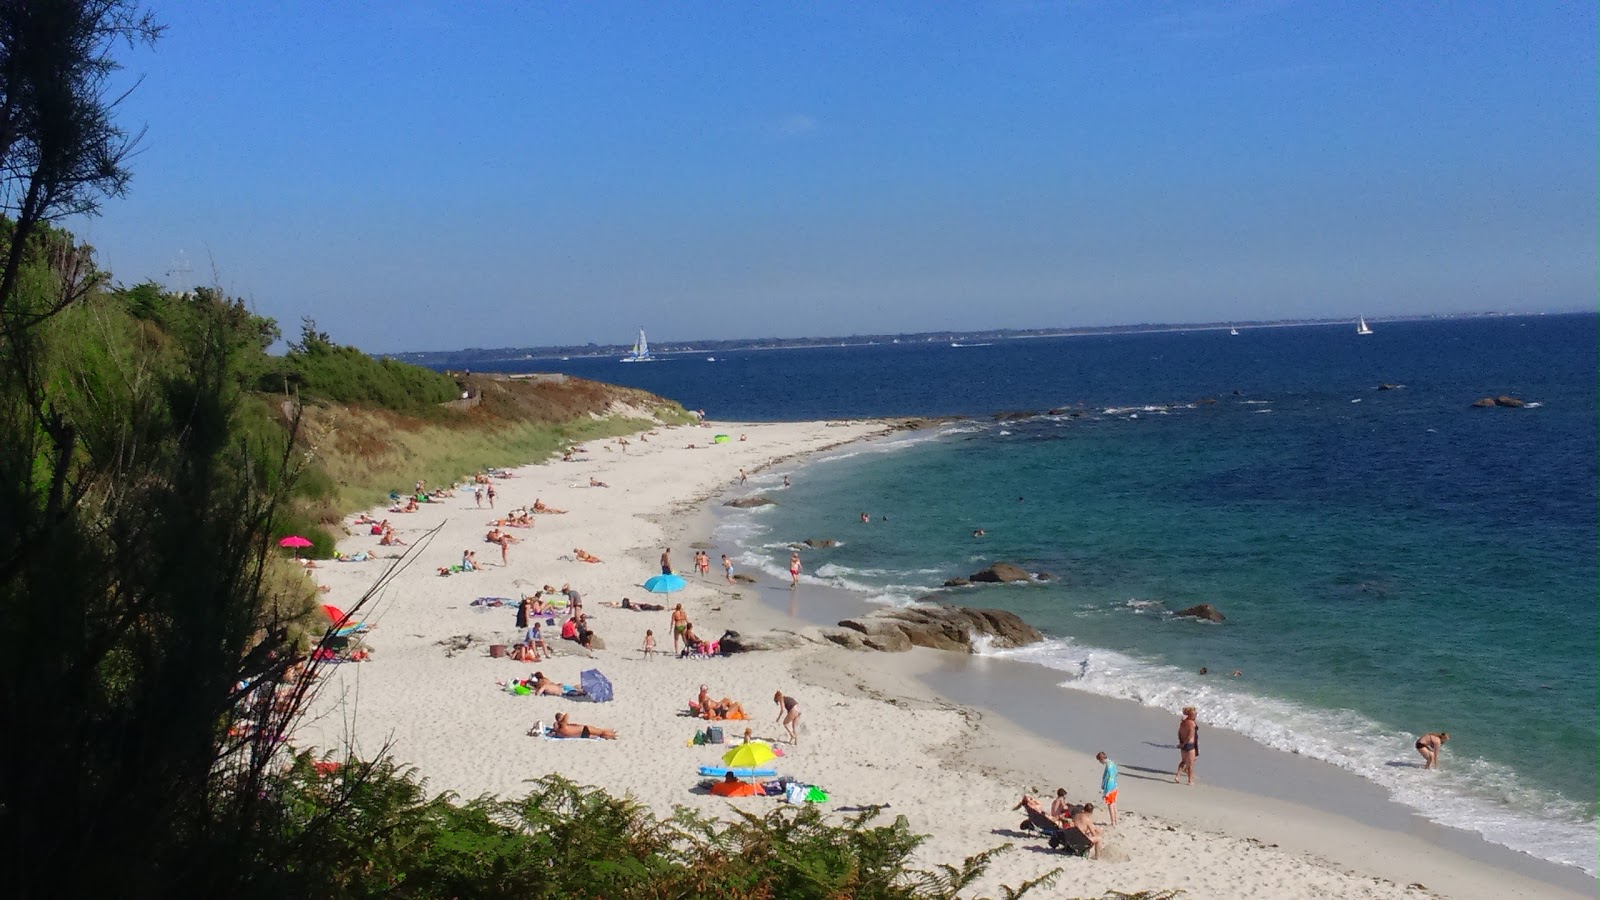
1415;732;1450;770
788;551;801;587
1175;706;1199;785
722;554;734;585
1096;751;1119;824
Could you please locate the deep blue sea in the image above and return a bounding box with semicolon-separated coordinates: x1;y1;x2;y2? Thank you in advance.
471;315;1599;873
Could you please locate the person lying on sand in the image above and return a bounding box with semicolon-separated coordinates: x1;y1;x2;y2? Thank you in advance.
601;597;664;611
574;548;603;563
551;712;616;739
528;672;566;696
532;499;566;514
589;477;609;488
353;513;378;525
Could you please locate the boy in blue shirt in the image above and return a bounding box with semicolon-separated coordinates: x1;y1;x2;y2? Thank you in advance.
1096;751;1119;825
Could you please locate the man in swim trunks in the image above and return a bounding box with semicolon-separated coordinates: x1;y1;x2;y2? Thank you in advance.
721;554;734;585
1415;731;1449;770
1096;751;1119;824
1175;706;1198;785
660;547;672;575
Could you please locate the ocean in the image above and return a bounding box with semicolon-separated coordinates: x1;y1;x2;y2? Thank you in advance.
472;314;1599;874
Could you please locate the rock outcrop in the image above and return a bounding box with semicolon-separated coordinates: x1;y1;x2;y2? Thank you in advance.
718;629;811;654
827;605;1043;654
968;562;1034;583
802;539;837;549
1472;395;1528;408
1173;604;1225;623
724;496;775;508
943;577;971;588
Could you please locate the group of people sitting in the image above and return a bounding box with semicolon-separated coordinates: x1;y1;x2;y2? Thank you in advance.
693;684;747;720
1013;792;1102;858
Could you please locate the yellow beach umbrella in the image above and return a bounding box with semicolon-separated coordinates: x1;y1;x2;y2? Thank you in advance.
721;741;776;769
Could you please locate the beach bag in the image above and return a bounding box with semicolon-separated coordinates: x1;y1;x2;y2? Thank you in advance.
784;783;807;804
804;787;828;803
693;730;706;746
707;726;724;744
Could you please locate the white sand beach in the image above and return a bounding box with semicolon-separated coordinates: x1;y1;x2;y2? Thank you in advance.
298;420;1590;900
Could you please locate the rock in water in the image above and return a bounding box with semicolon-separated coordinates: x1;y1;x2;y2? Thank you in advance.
1173;604;1225;623
943;577;971;587
1494;395;1527;408
802;539;837;549
730;573;758;584
833;605;1043;653
968;562;1033;583
1471;397;1496;408
724;496;775;508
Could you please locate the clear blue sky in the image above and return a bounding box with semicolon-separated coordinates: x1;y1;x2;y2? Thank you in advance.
73;2;1597;352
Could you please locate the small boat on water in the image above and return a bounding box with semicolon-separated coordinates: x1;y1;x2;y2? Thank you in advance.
621;327;654;362
1356;317;1373;336
1229;325;1240;336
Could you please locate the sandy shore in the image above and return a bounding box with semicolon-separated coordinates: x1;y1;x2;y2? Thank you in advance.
298;420;1590;900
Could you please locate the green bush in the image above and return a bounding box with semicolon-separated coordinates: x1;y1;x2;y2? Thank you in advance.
272;318;460;411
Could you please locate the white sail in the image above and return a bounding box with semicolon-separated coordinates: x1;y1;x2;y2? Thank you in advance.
621;327;654;362
1357;317;1373;335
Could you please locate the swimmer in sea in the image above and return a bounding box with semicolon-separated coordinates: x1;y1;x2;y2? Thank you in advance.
1415;731;1449;770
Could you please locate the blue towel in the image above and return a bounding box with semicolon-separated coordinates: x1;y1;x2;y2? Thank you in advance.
698;766;778;778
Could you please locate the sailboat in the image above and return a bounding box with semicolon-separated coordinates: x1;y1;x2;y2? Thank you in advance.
1229;325;1240;336
620;327;654;363
1356;317;1373;336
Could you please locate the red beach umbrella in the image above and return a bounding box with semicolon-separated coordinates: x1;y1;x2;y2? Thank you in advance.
279;535;313;558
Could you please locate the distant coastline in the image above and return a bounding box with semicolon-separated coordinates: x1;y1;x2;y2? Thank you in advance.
387;310;1590;369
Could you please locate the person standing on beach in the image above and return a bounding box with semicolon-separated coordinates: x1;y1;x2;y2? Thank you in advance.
660;547;672;575
1175;707;1199;785
474;485;483;508
670;603;688;654
486;483;496;509
739;469;747;484
774;691;800;744
788;551;801;587
697;550;710;579
1096;751;1119;824
1415;732;1450;769
722;554;734;585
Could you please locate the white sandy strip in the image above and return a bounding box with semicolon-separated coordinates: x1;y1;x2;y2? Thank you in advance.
297;420;1573;900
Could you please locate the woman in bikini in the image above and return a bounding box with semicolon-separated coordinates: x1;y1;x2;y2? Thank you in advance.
670;603;688;654
551;712;616;739
774;691;801;744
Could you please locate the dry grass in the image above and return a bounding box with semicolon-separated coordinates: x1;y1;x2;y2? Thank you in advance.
297;376;691;513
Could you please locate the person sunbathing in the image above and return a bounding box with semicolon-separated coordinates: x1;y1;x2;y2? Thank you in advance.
509;512;534;526
1071;803;1103;859
461;550;478;571
602;597;665;611
589;477;609;488
551;712;616;739
403;498;419;512
532;499;566;514
696;685;745;720
528;672;566;696
680;623;705;654
379;528;406;546
353;513;378;525
574;548;603;563
1013;794;1065;828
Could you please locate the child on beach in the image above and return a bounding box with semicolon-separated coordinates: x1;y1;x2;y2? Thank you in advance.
1096;751;1119;824
643;629;656;660
788;551;801;587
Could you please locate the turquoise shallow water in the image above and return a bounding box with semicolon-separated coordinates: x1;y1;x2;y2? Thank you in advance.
483;314;1598;872
704;317;1598;874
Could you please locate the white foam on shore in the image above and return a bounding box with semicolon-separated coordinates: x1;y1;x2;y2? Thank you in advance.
985;637;1600;876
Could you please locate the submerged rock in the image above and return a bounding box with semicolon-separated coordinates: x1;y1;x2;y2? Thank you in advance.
943;577;971;588
968;562;1033;583
724;496;775;508
1495;395;1527;408
1173;604;1225;623
1471;397;1496;408
802;538;837;549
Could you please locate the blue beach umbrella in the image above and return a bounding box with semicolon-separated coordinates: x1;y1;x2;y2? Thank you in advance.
579;669;614;703
643;574;686;594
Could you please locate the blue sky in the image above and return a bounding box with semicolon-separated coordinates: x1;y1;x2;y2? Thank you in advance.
74;2;1597;351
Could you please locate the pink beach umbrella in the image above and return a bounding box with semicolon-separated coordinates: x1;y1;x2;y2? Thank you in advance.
278;535;313;558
